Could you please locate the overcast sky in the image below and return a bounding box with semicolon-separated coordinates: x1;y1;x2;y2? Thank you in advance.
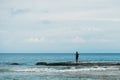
0;0;120;53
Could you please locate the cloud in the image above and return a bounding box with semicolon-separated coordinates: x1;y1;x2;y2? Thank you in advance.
0;30;9;34
11;8;30;15
0;0;120;52
96;18;120;22
10;11;93;22
4;9;120;23
71;36;86;43
1;0;120;24
90;38;113;43
27;37;45;43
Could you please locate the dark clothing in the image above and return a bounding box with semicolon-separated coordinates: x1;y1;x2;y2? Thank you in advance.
75;51;79;62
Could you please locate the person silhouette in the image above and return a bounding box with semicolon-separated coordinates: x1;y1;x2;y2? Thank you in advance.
75;51;79;63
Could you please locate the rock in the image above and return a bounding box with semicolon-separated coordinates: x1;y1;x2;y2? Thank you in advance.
47;62;79;66
10;63;20;65
35;62;120;66
36;62;47;65
36;62;80;66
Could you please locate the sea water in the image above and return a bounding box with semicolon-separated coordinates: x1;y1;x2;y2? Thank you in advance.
0;53;120;80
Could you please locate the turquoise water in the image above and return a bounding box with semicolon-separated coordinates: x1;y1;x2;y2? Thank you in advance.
0;53;120;80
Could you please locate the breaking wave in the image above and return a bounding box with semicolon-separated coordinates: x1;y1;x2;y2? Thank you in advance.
0;66;119;73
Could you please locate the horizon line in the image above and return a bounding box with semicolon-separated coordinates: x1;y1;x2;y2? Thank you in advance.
0;52;120;54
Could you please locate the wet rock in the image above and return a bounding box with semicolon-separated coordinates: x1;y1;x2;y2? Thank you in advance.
35;62;120;66
36;62;47;65
10;63;20;65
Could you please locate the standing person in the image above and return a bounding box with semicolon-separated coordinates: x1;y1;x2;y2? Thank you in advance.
75;51;79;63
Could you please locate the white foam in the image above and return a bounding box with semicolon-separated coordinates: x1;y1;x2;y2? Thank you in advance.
70;67;115;71
14;68;56;72
12;66;119;73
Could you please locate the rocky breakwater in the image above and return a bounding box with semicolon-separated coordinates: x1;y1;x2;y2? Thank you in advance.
36;62;120;66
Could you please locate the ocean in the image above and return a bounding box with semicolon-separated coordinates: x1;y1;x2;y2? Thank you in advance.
0;53;120;80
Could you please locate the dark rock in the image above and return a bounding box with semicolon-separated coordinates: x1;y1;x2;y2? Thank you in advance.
10;63;19;65
47;62;80;66
36;62;47;65
35;62;120;66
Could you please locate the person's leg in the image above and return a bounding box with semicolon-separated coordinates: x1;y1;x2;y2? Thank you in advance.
76;57;78;62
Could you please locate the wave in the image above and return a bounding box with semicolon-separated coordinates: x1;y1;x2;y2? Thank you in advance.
0;66;119;73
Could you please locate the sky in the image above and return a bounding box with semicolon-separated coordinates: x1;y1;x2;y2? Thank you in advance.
0;0;120;53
